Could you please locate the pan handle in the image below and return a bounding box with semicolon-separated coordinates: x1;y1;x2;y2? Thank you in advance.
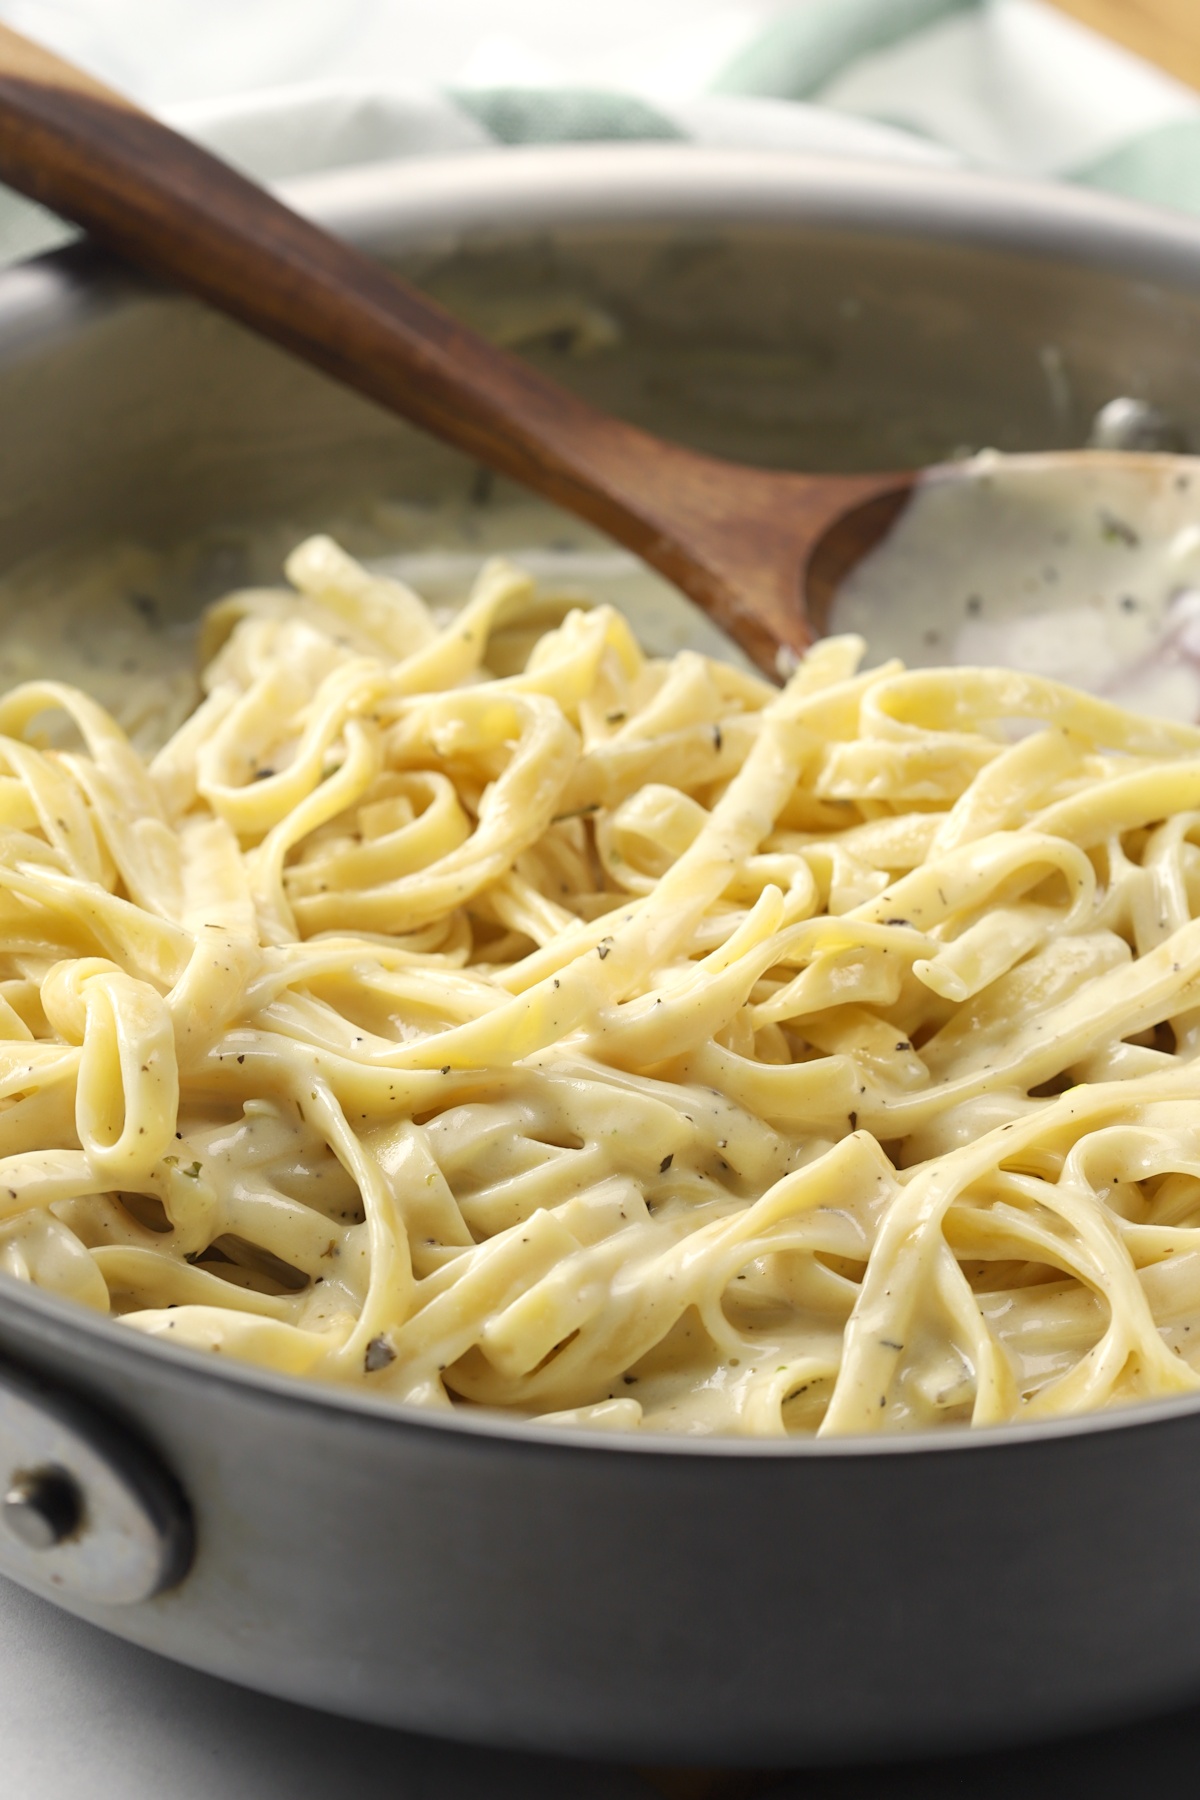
0;1355;192;1604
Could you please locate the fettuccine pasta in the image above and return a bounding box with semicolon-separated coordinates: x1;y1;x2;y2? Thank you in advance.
2;535;1200;1436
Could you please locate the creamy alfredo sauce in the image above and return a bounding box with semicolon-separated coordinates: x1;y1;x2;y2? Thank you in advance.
0;498;743;756
830;451;1200;720
9;454;1200;744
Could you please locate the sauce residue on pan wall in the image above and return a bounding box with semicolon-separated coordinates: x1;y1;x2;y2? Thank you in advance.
0;496;737;754
830;451;1200;721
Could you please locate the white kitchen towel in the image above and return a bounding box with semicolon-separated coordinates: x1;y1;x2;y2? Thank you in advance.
0;0;1195;264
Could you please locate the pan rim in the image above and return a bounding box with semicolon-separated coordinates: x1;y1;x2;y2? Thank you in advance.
5;141;1200;356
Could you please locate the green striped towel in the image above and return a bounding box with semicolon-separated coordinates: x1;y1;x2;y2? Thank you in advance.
0;0;1196;265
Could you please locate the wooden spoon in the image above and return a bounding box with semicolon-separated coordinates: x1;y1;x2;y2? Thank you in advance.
0;26;932;676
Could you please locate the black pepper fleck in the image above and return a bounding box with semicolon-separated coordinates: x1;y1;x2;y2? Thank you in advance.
364;1336;395;1373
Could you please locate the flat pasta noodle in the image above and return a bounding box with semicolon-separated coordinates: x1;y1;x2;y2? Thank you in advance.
5;535;1200;1436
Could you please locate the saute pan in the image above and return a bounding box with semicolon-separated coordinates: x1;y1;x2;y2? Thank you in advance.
4;146;1200;1765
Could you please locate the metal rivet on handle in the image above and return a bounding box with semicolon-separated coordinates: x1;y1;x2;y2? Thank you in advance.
0;1362;191;1604
4;1465;82;1550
